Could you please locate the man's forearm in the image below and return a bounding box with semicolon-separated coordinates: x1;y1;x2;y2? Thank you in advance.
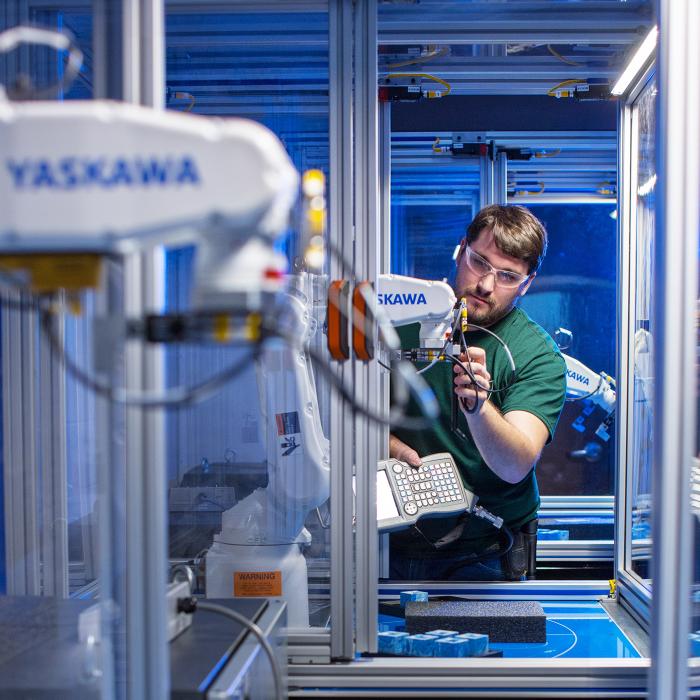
464;402;540;484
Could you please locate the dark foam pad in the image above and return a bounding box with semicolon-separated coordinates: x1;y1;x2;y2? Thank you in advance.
405;600;546;643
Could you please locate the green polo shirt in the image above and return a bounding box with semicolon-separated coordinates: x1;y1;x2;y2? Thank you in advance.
391;306;566;556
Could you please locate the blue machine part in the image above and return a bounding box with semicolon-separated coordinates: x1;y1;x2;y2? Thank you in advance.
378;631;410;655
400;590;429;608
426;629;458;637
689;632;700;657
456;632;489;655
406;634;438;657
434;637;474;658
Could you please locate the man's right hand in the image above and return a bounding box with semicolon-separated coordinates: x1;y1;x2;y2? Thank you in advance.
389;434;422;468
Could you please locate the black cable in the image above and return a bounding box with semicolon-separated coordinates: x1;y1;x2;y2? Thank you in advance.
565;374;603;402
454;317;518;396
438;524;515;580
282;333;435;431
186;599;284;700
448;353;479;416
39;308;260;409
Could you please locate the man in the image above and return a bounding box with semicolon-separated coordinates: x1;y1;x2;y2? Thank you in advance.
389;204;566;581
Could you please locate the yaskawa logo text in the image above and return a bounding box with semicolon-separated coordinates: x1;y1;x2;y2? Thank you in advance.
378;292;427;305
567;369;589;386
6;155;201;190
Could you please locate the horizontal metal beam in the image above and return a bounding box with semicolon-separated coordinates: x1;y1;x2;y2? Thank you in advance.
381;59;618;80
510;194;616;204
289;657;649;696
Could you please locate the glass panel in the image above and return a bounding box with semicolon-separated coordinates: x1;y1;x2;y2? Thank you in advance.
0;5;124;698
629;77;656;584
692;105;700;667
164;3;331;629
523;205;617;498
521;204;617;564
391;203;474;279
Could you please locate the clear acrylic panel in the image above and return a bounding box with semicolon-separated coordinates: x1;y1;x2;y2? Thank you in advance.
692;101;700;667
524;204;617;500
164;2;331;629
629;76;656;584
0;5;126;698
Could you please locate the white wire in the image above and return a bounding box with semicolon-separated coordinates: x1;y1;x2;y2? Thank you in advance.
195;601;284;700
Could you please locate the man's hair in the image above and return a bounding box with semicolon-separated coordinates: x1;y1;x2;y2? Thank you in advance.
466;204;548;274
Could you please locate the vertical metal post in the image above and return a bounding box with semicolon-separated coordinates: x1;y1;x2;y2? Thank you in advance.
122;1;169;698
39;306;68;598
93;1;169;697
328;0;355;661
2;299;40;595
615;101;635;581
353;0;380;654
378;100;392;579
93;0;125;101
651;1;700;698
479;148;494;209
494;151;507;205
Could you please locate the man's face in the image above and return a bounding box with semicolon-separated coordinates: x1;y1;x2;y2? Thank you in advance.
454;228;534;327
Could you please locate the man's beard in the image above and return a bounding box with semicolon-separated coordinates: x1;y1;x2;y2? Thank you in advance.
460;287;515;327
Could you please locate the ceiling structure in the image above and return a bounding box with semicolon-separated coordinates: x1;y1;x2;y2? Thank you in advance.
15;0;656;201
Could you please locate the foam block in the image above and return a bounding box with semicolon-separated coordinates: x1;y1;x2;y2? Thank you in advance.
456;632;489;655
406;634;437;657
434;637;473;658
425;629;458;637
405;600;546;643
378;630;410;655
400;590;429;608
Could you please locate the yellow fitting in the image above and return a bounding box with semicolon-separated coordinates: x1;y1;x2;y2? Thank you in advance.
307;207;325;234
245;313;262;342
213;314;230;343
0;254;102;294
302;169;325;197
608;579;617;598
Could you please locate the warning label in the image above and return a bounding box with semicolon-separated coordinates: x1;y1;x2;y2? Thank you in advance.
275;411;300;436
234;571;283;597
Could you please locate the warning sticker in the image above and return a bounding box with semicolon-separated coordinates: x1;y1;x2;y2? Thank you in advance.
275;411;300;436
234;571;282;597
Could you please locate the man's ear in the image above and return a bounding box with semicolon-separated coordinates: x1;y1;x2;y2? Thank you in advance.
455;238;467;265
519;272;535;296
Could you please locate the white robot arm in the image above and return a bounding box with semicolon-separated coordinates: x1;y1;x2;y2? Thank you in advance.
561;353;616;413
376;274;617;418
0;99;298;308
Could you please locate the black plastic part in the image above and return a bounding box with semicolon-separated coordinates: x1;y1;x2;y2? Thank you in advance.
522;518;539;580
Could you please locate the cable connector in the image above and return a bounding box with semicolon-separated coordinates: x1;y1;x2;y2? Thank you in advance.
177;596;198;615
378;84;423;102
472;505;504;530
573;82;613;102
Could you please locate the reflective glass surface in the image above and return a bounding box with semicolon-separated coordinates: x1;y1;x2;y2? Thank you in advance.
164;3;331;629
0;5;119;698
629;77;656;583
524;204;617;500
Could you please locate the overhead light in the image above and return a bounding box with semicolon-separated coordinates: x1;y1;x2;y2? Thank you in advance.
611;26;658;96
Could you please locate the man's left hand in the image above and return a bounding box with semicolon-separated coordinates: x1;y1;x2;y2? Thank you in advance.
453;346;490;414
